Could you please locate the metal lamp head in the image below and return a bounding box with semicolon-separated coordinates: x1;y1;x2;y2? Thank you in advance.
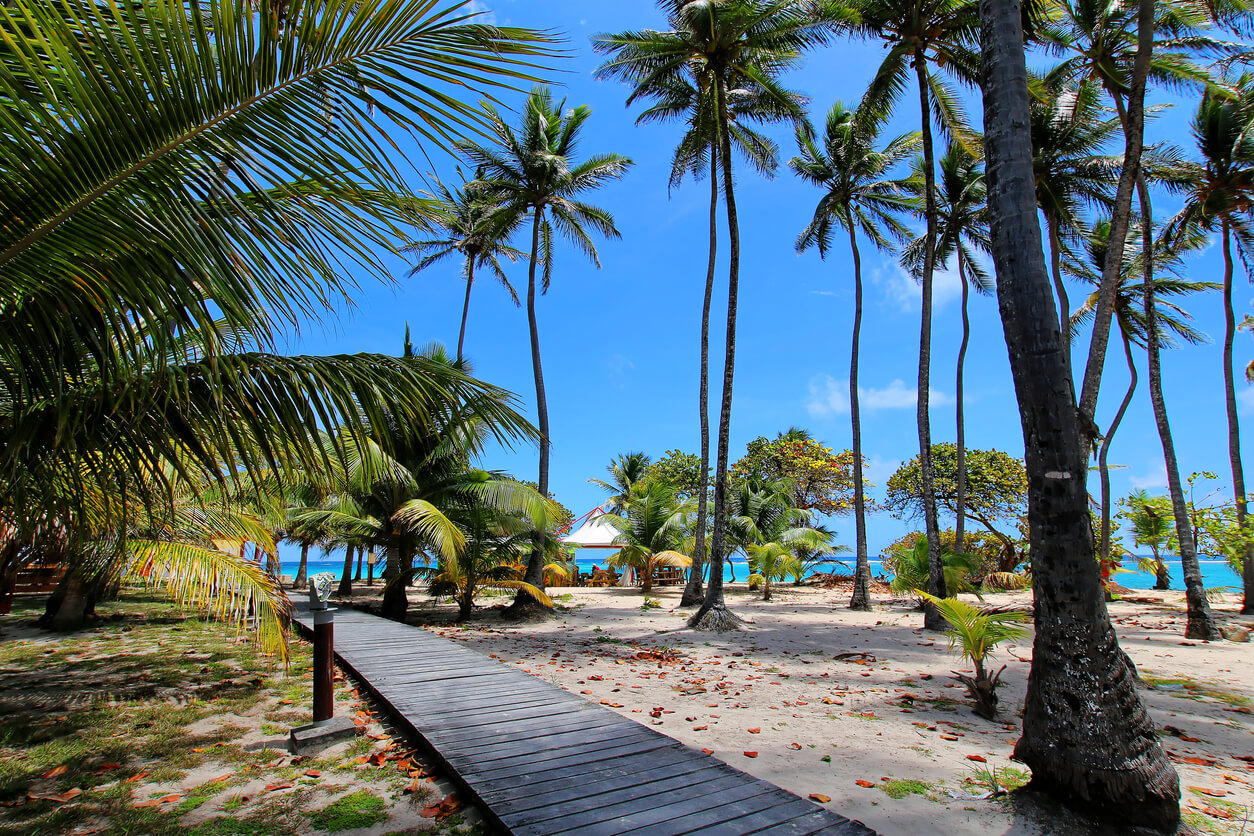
308;572;337;610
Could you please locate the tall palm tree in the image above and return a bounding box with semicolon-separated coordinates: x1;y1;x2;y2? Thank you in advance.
593;37;794;607
406;177;524;363
851;0;982;630
595;0;830;632
902;142;991;558
1071;219;1217;576
730;478;826;601
1166;76;1254;613
790;100;919;610
589;452;654;514
458;87;633;616
977;0;1179;825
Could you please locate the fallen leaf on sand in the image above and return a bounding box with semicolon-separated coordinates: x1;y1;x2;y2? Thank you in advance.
1178;756;1217;767
693;725;708;731
420;794;462;821
940;735;959;741
263;783;292;793
303;769;322;779
789;743;803;750
809;793;831;803
94;763;122;774
855;780;876;788
748;728;761;734
1189;801;1234;819
124;772;150;784
28;789;81;804
743;751;758;758
41;766;68;779
191;743;226;753
966;755;987;763
701;748;715;755
1189;787;1229;797
133;799;161;809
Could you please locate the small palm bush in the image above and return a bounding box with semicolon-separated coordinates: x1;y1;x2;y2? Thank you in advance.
888;537;980;602
918;592;1029;719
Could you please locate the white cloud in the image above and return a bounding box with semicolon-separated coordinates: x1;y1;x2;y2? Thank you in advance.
463;1;497;23
871;262;964;314
1130;466;1168;490
809;290;839;297
863;454;901;485
807;375;956;417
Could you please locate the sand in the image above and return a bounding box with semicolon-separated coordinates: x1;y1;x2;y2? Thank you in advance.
414;584;1254;835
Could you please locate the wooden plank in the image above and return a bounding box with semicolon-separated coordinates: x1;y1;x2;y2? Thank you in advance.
443;719;647;761
420;705;621;746
455;733;677;783
498;763;731;825
619;792;808;836
477;744;705;800
741;810;877;836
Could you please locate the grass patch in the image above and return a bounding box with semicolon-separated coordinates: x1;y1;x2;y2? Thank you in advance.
1143;675;1251;708
307;790;389;831
880;778;938;800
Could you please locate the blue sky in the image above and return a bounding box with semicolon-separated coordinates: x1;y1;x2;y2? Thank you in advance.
283;0;1249;557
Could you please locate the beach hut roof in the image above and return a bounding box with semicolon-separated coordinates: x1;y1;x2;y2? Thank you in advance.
562;506;620;549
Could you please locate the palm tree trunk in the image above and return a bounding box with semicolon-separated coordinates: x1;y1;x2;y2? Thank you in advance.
846;216;871;611
1077;0;1154;441
510;207;553;618
354;547;363;581
381;532;408;622
954;249;971;556
1099;333;1138;567
295;542;309;590
457;259;476;363
914;58;948;632
1047;213;1073;381
337;545;355;597
691;76;742;632
1138;180;1218;639
683;140;719;608
978;1;1180;827
1220;220;1254;613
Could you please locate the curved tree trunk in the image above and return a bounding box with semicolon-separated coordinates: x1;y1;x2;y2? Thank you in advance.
1138;180;1218;639
295;542;309;590
847;216;872;611
1099;333;1138;567
354;547;364;581
914;59;948;632
381;533;410;622
978;2;1180;828
683;140;719;607
457;259;476;363
337;545;355;597
1047;214;1072;382
1220;220;1254;613
691;76;743;632
1077;0;1154;441
509;207;554;619
954;249;971;556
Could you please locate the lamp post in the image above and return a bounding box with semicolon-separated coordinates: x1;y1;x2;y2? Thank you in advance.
308;577;335;724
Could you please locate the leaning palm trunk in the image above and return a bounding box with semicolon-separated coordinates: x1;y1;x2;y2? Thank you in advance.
1076;0;1154;442
295;542;309;590
1099;335;1138;567
457;259;476;363
1220;221;1254;613
978;0;1180;827
509;208;554;619
1046;213;1072;380
914;60;948;631
683;141;719;608
954;250;971;556
847;216;872;610
337;544;355;597
1138;182;1218;639
691;79;743;632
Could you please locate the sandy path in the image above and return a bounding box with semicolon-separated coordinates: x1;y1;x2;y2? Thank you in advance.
417;585;1253;835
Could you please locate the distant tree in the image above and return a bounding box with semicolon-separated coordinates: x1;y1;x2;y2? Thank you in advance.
517;480;576;533
731;433;860;516
603;481;693;593
589;453;653;514
885;445;1027;561
641;450;708;501
1118;490;1173;590
885;528;1022;577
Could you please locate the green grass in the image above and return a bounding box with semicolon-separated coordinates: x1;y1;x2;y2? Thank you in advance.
880;778;938;800
1143;675;1251;708
307;790;390;831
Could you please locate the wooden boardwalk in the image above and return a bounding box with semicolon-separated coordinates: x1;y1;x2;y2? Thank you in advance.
291;603;874;836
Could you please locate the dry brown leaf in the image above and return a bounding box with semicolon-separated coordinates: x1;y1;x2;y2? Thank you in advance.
41;766;69;779
28;788;81;804
966;755;988;763
855;780;876;788
743;751;758;758
809;793;831;803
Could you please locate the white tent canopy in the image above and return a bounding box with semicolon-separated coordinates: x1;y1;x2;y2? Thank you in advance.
562;506;621;549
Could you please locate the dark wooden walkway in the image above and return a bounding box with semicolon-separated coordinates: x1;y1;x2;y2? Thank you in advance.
291;603;874;836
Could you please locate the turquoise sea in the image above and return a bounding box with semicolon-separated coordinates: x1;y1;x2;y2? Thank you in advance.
294;554;1242;592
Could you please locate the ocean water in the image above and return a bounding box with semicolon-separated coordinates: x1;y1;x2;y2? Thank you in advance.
292;554;1243;592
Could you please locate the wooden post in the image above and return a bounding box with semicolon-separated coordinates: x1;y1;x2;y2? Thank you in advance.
312;607;334;723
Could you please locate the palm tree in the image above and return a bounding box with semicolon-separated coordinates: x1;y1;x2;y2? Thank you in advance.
851;0;982;630
406;177;524;363
590;452;654;514
790;100;919;610
902;142;991;559
1071;219;1217;578
595;0;830;632
978;0;1179;826
458;87;632;617
594;30;796;609
603;481;694;593
1121;489;1174;589
1166;76;1254;613
729;478;826;602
